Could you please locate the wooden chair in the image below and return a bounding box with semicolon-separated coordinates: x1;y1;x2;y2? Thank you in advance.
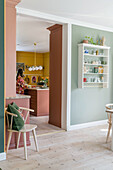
105;104;113;143
5;107;39;160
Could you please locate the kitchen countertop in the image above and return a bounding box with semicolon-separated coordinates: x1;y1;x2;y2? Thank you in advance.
6;94;31;100
6;88;49;100
28;87;49;91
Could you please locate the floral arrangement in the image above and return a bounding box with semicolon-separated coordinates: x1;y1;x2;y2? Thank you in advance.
41;77;49;85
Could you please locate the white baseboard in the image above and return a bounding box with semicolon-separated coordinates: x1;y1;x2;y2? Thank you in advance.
0;152;6;161
68;119;107;131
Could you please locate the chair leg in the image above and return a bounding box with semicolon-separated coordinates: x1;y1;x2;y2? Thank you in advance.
6;131;12;153
106;123;112;143
23;132;27;160
17;132;21;149
32;129;39;152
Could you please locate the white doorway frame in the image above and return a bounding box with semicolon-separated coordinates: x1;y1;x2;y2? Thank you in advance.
16;7;72;130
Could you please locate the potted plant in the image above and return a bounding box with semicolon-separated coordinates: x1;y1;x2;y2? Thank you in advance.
83;36;96;45
83;36;90;43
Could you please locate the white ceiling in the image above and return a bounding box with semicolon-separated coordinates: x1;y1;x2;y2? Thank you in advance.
17;0;113;29
16;15;55;52
17;0;113;52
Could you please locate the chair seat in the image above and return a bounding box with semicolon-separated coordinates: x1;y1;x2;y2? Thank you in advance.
8;124;37;133
20;124;37;132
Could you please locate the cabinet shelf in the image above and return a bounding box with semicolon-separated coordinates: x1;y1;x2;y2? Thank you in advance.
84;86;103;88
84;73;108;75
84;63;108;67
83;82;108;84
78;43;110;50
84;54;108;58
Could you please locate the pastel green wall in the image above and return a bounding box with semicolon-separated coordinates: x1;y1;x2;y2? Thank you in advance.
0;0;4;153
71;25;113;125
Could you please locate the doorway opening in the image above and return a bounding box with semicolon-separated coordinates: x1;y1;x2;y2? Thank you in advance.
16;14;64;137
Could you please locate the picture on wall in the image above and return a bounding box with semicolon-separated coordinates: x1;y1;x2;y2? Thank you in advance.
31;76;37;83
16;63;25;71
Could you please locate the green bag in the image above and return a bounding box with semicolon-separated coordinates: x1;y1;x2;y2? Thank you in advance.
11;102;19;110
7;104;24;131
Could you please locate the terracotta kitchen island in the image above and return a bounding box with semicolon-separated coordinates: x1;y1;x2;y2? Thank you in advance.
25;88;49;117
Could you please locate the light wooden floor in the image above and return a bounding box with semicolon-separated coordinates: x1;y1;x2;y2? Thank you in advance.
1;124;113;170
30;116;63;136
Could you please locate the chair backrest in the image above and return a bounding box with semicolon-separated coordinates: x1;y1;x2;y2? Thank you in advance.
19;107;34;123
106;104;113;110
5;107;34;130
105;104;113;121
5;108;18;130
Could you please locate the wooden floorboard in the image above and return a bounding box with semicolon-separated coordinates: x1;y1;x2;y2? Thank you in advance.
30;116;62;136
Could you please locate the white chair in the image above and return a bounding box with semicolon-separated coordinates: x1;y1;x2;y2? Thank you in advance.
105;104;113;143
6;107;39;160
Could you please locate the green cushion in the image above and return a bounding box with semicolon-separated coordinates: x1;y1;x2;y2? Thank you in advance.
11;102;19;110
7;104;24;131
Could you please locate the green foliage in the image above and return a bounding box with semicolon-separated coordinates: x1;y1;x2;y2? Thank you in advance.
85;36;96;44
85;36;90;39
